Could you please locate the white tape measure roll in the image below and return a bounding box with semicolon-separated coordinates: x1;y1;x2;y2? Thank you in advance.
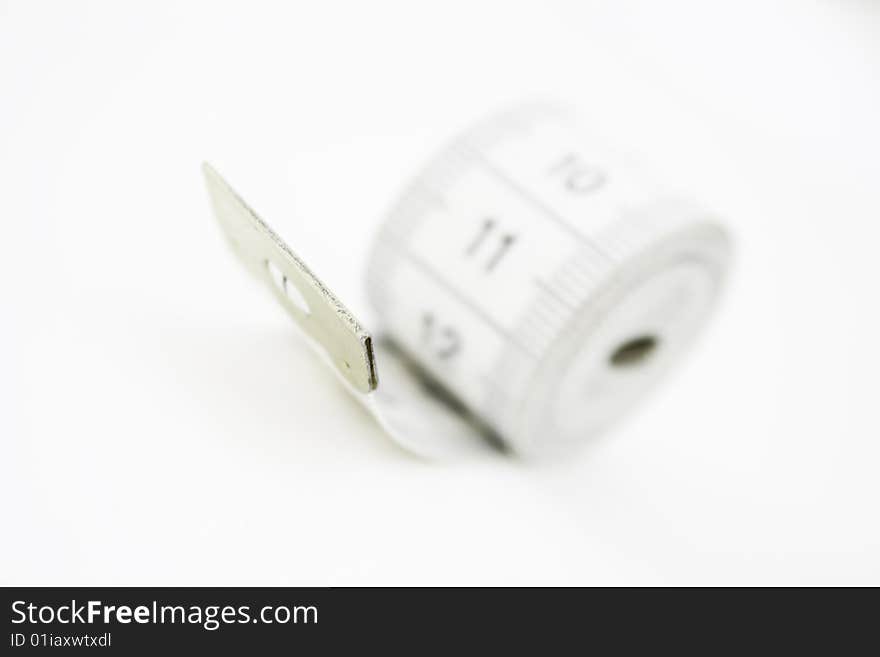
204;105;732;459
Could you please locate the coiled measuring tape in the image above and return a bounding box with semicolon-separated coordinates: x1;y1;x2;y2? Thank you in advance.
204;106;732;459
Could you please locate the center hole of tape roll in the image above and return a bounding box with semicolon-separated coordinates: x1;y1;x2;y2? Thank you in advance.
609;335;658;368
265;260;311;315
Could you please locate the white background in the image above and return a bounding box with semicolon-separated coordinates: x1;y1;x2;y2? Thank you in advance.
2;0;879;585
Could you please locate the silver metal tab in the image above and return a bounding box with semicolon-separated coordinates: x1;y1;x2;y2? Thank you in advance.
202;163;378;393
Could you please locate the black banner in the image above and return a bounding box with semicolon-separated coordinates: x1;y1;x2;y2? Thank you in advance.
1;587;875;652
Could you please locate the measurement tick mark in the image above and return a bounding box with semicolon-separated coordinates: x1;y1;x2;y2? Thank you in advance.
383;239;538;359
466;148;614;262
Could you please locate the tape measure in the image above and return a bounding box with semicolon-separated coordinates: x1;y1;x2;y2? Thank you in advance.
204;105;732;459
